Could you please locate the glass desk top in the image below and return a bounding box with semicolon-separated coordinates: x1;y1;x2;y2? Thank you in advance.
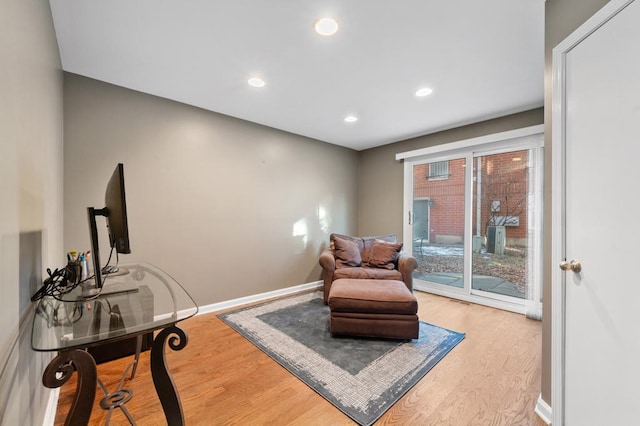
32;262;198;352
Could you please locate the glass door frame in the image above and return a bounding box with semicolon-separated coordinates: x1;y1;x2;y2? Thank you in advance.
399;126;544;314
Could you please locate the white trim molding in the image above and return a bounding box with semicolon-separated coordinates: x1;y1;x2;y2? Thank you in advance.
396;124;544;161
43;389;60;426
551;1;635;425
197;280;323;316
413;285;526;315
535;394;552;425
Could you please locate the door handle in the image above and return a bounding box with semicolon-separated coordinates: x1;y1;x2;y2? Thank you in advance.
559;260;582;273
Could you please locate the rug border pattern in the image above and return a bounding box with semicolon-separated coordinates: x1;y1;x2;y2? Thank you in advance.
218;291;464;425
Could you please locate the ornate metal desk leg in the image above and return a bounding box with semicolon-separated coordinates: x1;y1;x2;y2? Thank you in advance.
130;334;143;380
43;349;97;426
150;325;188;426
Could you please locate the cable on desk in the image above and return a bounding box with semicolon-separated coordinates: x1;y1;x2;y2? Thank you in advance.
31;261;84;302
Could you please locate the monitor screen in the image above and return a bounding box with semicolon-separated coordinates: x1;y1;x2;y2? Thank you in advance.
87;163;131;289
105;163;130;254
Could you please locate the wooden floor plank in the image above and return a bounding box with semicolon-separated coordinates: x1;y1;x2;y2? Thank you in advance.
54;291;546;425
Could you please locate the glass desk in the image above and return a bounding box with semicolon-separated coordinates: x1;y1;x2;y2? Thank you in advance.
32;262;198;426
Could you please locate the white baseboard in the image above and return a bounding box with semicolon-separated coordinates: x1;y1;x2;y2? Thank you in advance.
43;388;60;426
535;393;552;425
196;280;323;316
413;284;527;315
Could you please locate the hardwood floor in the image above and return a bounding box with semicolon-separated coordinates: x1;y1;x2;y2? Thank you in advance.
55;291;546;425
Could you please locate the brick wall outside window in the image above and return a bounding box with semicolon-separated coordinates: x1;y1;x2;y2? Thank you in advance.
413;151;529;245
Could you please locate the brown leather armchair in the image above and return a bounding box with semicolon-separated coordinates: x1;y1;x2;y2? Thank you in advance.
319;233;418;303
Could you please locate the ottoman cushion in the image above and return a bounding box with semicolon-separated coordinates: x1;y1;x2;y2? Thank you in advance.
333;267;402;281
328;279;417;315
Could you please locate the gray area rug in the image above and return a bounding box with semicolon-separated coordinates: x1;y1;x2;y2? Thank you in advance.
218;291;465;425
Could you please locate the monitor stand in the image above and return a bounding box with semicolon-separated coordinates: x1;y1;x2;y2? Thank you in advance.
102;267;130;277
99;280;139;296
81;270;139;298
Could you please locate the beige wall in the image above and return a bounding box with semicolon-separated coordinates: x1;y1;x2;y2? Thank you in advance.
357;109;544;238
0;0;64;423
542;0;610;406
63;74;359;306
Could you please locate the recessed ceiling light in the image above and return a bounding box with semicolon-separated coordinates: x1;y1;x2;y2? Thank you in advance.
315;18;339;36
415;87;433;97
344;115;358;123
248;77;265;88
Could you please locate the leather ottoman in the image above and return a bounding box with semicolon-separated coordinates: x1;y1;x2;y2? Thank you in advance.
328;278;419;340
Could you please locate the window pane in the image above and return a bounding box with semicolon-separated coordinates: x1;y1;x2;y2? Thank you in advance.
471;150;530;299
413;158;465;288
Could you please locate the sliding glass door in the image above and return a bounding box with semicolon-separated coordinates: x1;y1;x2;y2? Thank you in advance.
402;129;543;314
411;157;466;290
471;149;536;301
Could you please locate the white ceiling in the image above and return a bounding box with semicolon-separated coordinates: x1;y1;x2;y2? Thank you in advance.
49;1;544;151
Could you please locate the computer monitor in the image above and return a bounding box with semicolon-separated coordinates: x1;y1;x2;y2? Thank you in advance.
87;163;131;289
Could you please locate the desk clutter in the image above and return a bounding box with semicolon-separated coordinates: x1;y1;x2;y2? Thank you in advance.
31;249;134;302
30;254;85;302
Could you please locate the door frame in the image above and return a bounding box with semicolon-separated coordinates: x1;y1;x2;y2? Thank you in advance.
398;125;543;314
551;1;634;424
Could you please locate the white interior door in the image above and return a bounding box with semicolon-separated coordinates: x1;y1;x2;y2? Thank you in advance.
553;1;640;424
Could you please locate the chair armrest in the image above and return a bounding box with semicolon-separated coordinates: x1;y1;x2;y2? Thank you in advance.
397;251;417;272
319;249;336;272
397;251;418;292
319;249;336;304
